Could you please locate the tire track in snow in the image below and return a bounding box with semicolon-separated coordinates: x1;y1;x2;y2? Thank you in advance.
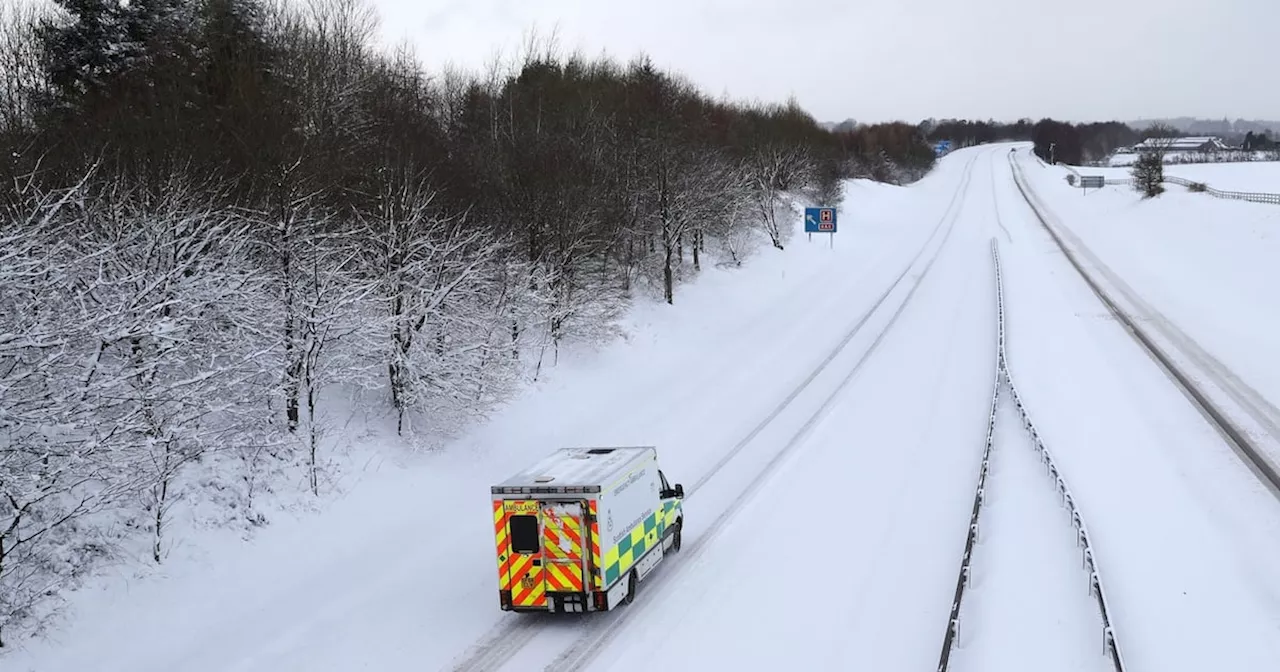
1006;149;1280;499
444;153;982;672
684;155;979;498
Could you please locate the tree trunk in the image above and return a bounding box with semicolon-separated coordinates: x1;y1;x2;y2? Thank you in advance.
511;318;520;361
307;384;319;496
0;509;16;647
660;166;674;304
388;289;412;435
152;445;171;563
623;238;634;292
279;187;300;433
663;243;674;305
692;229;701;271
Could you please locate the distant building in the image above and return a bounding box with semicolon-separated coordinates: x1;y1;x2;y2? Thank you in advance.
1134;136;1229;153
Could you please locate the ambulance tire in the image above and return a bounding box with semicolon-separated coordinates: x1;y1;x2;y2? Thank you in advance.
623;570;638;605
672;520;682;552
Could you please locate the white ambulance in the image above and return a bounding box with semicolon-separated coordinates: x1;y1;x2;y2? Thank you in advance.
491;446;684;613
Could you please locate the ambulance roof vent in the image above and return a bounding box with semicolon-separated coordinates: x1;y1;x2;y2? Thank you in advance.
586;448;614;455
534;475;555;483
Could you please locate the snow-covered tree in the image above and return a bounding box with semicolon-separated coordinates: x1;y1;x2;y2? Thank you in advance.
360;172;502;436
292;216;380;494
70;176;275;563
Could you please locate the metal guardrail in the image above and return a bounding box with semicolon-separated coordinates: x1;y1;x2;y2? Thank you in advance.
937;238;1125;672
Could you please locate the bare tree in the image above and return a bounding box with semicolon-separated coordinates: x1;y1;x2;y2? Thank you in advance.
0;2;47;136
293;216;379;494
746;146;811;250
73;176;274;563
0;167;150;647
360;174;500;436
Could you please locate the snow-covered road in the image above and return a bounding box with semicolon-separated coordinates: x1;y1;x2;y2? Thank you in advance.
530;149;998;672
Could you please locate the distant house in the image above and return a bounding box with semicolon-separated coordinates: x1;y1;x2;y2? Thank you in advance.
1134;136;1229;153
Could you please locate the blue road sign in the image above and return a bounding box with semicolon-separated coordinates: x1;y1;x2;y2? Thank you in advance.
934;140;952;157
804;207;837;233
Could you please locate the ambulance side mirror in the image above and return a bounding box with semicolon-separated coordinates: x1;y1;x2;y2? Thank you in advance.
661;483;683;499
674;483;684;498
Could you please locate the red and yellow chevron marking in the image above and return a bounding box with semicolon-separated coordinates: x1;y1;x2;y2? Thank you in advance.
588;500;602;589
543;514;583;560
544;561;583;592
510;555;546;608
542;505;585;593
493;500;511;590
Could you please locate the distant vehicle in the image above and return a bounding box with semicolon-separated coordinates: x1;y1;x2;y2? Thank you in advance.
491;446;684;613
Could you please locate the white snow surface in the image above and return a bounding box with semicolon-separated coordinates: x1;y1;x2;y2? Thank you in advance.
1163;161;1280;192
10;143;1280;672
1021;152;1280;465
1033;158;1280;392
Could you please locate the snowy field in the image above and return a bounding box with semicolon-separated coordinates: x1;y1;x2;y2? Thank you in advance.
1069;159;1280;193
9;144;1280;671
1164;161;1280;192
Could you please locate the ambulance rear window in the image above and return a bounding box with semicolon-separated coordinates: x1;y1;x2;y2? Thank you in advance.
509;515;540;554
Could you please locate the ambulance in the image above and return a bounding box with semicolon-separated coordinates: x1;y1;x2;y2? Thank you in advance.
490;446;684;613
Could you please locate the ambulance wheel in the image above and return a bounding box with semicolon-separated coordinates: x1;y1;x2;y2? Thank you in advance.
672;520;682;552
623;570;638;605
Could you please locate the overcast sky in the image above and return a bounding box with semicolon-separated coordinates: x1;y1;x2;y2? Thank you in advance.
367;0;1277;124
